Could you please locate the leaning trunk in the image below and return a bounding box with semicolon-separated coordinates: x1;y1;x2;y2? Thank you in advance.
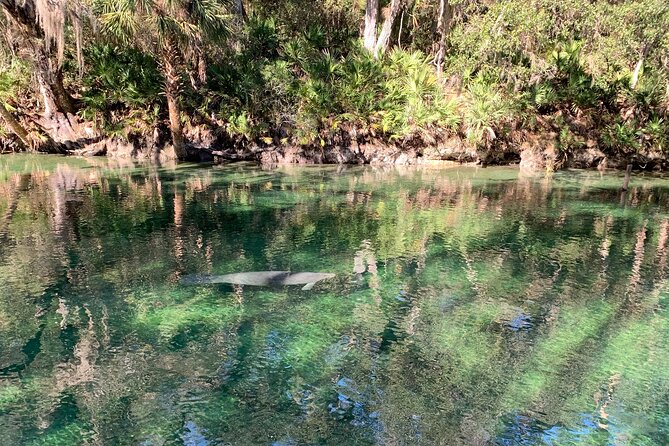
34;54;77;117
0;103;32;148
363;0;379;51
1;0;76;116
51;69;77;114
374;0;403;56
161;45;187;161
36;69;60;118
0;96;64;153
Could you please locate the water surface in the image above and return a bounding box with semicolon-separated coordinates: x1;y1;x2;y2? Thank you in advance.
1;155;669;445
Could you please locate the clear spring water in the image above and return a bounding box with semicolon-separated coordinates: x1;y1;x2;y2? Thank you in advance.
1;155;669;445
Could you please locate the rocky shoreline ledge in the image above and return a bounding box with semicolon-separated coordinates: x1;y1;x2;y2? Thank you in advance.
69;129;667;172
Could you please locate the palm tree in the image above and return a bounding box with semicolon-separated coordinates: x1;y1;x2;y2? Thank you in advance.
96;0;230;160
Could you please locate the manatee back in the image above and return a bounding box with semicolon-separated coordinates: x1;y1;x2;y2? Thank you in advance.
282;272;336;286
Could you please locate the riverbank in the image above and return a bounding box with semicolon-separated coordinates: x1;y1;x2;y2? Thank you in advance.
59;123;665;172
5;87;664;172
2;1;667;173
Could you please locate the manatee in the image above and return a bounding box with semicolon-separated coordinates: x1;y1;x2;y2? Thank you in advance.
180;271;335;290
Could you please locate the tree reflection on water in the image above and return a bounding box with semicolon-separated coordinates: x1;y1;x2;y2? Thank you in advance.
1;156;669;445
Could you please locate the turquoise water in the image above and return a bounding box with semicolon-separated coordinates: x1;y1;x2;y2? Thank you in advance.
1;155;669;445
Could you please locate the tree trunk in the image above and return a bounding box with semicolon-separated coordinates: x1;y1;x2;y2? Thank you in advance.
36;69;60;118
622;163;633;191
630;57;644;90
398;10;404;49
0;102;32;148
435;0;453;77
161;44;188;161
34;54;77;117
166;87;187;160
374;0;403;56
0;95;65;154
363;0;379;51
188;45;207;90
52;69;77;114
197;55;207;87
235;0;246;20
1;0;76;116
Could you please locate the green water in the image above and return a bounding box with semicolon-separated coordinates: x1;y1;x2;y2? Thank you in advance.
1;155;669;446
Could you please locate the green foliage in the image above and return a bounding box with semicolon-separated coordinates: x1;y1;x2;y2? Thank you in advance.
0;60;30;104
602;120;641;153
226;111;253;139
0;59;31;146
378;50;460;138
442;0;668;155
640;117;669;152
94;0;229;50
199;0;667;152
79;44;162;131
463;78;515;145
209;27;458;144
2;0;669;159
529;83;559;109
81;45;162;108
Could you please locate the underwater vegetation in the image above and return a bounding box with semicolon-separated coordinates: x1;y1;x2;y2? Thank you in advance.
0;156;669;444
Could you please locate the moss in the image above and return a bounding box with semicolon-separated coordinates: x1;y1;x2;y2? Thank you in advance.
0;385;22;411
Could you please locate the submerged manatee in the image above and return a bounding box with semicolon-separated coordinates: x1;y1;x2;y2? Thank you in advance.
180;271;335;290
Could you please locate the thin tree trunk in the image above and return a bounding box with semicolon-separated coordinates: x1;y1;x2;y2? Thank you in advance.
398;9;404;49
235;0;246;20
622;163;633;191
374;0;403;56
435;0;453;77
162;44;187;161
363;0;379;51
630;57;644;90
197;55;207;87
0;102;31;148
188;45;207;90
